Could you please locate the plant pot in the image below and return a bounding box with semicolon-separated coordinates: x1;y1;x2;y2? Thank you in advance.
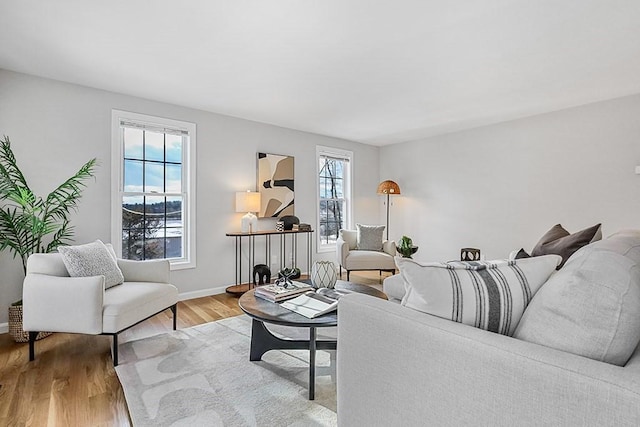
8;305;52;343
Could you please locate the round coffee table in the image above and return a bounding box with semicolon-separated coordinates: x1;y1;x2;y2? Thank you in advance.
239;281;387;400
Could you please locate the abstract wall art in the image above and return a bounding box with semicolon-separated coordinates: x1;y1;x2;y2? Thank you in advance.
257;152;294;218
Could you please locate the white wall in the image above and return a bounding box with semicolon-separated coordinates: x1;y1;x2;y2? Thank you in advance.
380;94;640;262
0;70;380;324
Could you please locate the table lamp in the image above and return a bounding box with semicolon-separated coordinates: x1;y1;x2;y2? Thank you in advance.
376;180;401;240
236;191;261;233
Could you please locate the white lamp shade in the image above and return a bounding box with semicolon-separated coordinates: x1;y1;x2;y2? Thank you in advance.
236;191;261;213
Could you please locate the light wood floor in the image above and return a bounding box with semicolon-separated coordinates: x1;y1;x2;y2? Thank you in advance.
0;271;390;426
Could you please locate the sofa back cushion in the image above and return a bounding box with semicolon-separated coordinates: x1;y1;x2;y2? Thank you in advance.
397;255;561;336
339;229;357;250
514;230;640;366
26;252;71;277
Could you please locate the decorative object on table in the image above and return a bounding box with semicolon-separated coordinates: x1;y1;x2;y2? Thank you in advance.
0;136;97;342
275;221;285;231
293;223;312;232
397;235;419;258
278;267;301;280
257;152;294;218
254;280;312;302
376;180;401;240
460;247;481;261
279;215;300;230
253;264;271;287
236;190;260;233
311;261;338;289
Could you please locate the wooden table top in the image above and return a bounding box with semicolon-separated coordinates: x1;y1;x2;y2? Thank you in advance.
238;281;387;328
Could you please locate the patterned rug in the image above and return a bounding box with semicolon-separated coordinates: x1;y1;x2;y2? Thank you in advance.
115;315;337;426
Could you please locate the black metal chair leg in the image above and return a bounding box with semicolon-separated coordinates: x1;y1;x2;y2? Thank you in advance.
28;331;38;361
347;270;350;281
171;304;177;330
112;334;118;366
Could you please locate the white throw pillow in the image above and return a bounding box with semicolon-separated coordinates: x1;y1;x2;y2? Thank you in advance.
398;255;561;336
58;240;125;289
356;224;385;251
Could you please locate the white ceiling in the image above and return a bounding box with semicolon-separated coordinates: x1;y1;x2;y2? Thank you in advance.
2;1;640;146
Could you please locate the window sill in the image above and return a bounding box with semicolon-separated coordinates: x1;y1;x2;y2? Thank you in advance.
169;259;196;271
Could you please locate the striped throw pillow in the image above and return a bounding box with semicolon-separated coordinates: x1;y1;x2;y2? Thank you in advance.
397;255;561;336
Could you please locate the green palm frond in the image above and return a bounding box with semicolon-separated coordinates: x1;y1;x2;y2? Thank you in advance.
0;135;97;275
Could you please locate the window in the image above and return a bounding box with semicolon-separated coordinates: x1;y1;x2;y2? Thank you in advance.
111;111;196;270
317;146;352;252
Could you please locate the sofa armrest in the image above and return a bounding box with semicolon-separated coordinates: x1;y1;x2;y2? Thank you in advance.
23;274;104;334
117;259;170;283
382;240;396;256
337;294;640;426
336;236;350;267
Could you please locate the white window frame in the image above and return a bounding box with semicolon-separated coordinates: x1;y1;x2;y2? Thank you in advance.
316;145;353;253
111;110;196;270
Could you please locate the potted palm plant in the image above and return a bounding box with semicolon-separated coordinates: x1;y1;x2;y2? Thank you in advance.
0;135;97;342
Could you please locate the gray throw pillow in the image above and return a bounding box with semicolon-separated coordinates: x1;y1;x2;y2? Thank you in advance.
356;224;385;251
58;240;125;289
531;223;602;269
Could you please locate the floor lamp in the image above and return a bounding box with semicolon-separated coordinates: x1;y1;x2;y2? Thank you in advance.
377;180;401;240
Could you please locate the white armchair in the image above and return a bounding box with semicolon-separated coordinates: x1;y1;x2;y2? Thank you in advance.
23;252;179;366
336;229;397;281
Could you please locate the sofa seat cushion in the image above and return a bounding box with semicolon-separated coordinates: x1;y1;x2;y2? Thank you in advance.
398;255;561;336
515;230;640;366
383;273;405;302
345;250;396;271
102;281;178;333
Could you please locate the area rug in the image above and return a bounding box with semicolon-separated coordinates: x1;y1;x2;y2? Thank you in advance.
115;315;337;426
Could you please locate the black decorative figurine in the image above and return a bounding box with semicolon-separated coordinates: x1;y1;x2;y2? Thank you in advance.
253;264;271;287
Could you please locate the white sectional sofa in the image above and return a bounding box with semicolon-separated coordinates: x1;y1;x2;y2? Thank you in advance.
337;231;640;426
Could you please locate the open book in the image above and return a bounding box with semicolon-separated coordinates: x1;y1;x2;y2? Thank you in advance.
280;288;352;318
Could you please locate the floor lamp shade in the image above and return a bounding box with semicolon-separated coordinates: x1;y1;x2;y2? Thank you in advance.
236;191;261;232
377;180;400;240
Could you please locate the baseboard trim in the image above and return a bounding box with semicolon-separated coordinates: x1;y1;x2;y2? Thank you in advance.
0;322;7;334
178;285;227;301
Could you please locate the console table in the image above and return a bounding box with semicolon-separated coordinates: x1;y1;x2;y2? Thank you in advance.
225;229;314;294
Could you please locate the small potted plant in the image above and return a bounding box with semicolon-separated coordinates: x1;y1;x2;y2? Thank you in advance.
0;136;97;342
397;235;418;258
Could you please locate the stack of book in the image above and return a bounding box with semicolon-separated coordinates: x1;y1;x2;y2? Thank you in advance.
254;281;313;302
292;223;312;231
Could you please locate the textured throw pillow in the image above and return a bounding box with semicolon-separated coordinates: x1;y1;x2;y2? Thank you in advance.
515;230;640;366
531;223;602;269
58;240;124;289
398;255;561;336
356;224;385;251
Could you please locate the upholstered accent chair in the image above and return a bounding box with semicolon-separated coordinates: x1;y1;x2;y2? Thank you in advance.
23;253;178;366
336;229;397;281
